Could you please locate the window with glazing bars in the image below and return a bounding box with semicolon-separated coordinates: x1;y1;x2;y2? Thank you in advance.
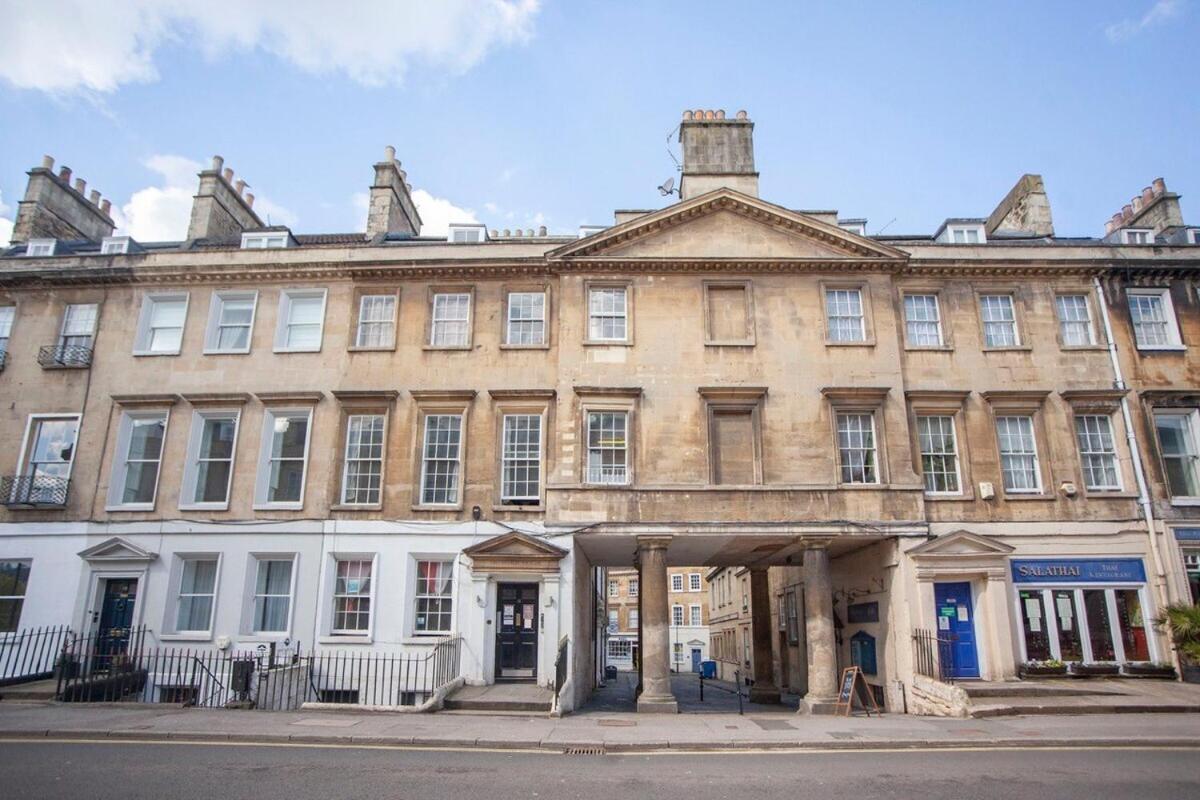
671;574;684;592
341;415;385;505
672;605;684;626
588;287;627;341
904;294;942;346
175;558;217;632
690;605;702;625
420;414;462;504
1075;414;1120;490
836;412;878;483
1055;295;1095;346
628;578;638;597
917;415;959;493
689;573;701;591
996;415;1040;492
430;293;470;346
825;288;865;342
332;559;372;633
586;411;628;484
356;295;396;347
414;560;453;633
506;292;545;345
980;295;1018;347
1128;292;1174;348
501;414;541;504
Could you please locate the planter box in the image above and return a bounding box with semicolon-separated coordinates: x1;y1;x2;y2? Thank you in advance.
1019;664;1068;678
1182;664;1200;684
1069;663;1120;677
1121;663;1177;679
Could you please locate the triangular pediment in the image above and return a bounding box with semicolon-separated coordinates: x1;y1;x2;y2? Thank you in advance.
78;536;158;563
463;531;567;560
549;188;907;263
907;530;1014;558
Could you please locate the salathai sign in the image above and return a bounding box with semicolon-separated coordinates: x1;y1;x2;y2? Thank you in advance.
1010;558;1146;584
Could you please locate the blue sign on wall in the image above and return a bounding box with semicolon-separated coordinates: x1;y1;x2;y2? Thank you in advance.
1174;528;1200;542
1010;558;1146;584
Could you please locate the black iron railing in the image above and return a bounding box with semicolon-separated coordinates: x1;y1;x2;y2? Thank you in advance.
0;624;73;686
37;344;92;368
912;628;956;684
55;634;463;710
1;476;70;508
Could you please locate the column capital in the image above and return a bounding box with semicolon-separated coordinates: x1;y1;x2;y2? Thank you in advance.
636;535;673;551
802;537;833;551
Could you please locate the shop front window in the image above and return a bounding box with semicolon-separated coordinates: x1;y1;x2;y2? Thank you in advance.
1083;590;1116;662
1114;589;1150;662
1052;590;1084;662
1019;590;1051;661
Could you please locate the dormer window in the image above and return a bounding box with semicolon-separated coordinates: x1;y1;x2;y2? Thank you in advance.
101;237;131;255
949;225;985;244
1187;229;1200;245
838;220;867;236
25;239;55;257
448;224;486;244
579;225;607;239
1122;228;1153;245
241;232;290;250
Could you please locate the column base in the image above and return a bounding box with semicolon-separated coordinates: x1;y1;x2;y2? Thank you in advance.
636;694;679;714
748;684;781;704
796;695;839;715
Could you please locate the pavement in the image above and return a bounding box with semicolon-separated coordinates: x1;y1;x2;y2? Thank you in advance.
1;697;1198;752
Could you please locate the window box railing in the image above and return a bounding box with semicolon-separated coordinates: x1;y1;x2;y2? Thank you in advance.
37;344;92;369
1;476;71;508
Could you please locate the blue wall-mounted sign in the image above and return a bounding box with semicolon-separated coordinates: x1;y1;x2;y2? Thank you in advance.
1010;558;1146;584
1174;528;1200;541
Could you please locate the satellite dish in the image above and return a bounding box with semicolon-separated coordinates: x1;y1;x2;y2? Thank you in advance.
658;176;676;196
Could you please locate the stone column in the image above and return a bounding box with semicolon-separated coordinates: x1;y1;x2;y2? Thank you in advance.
798;543;838;714
636;536;678;713
748;567;780;703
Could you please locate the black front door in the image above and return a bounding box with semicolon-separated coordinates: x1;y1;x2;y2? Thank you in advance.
496;583;538;679
96;578;138;666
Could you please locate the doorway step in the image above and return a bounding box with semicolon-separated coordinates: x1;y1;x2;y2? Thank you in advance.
442;683;553;714
963;679;1200;717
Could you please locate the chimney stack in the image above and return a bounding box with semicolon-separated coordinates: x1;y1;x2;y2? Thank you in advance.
185;154;264;242
986;174;1055;237
677;108;758;200
365;145;422;238
10;155;115;243
1104;176;1185;238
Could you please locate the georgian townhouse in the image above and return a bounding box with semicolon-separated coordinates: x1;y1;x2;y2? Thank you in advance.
1;110;1198;715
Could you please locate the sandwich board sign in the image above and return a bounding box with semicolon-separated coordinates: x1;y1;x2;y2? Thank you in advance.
834;665;880;717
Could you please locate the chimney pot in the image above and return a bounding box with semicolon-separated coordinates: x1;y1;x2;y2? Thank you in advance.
1141;187;1154;204
211;155;224;172
100;199;112;216
59;166;72;183
716;109;725;119
89;190;100;206
222;167;234;183
526;228;534;237
736;110;747;120
1132;196;1143;213
41;155;54;170
74;178;86;195
503;229;511;236
1122;204;1134;221
694;108;704;119
384;145;396;162
1152;177;1166;195
682;110;692;120
705;110;715;120
245;193;255;208
538;225;547;236
235;179;247;195
1105;220;1115;235
515;229;523;237
1111;212;1123;226
489;229;498;237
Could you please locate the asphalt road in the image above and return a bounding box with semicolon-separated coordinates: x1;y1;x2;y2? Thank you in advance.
0;740;1198;799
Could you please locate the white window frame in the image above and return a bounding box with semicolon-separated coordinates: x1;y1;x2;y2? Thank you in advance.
419;413;464;507
0;559;32;633
690;604;702;626
838;221;867;236
836;411;880;485
25;239;55;257
672;604;684;626
241;232;290;249
16;413;82;493
1121;228;1153;245
689;573;702;592
1075;413;1123;492
169;554;220;637
106;408;170;511
1188;229;1200;245
1154;409;1200;502
429;292;472;347
916;414;962;496
996;415;1043;494
585;410;630;485
248;554;297;637
330;556;376;636
59;303;98;350
133;292;189;356
254;407;314;510
500;413;542;504
448;224;486;243
903;293;944;347
340;413;387;507
608;579;619;598
0;305;14;358
1127;288;1184;350
1055;294;1097;347
505;291;546;346
179;409;241;511
100;237;131;255
354;293;398;349
629;578;638;598
671;574;684;592
980;294;1020;348
628;609;639;629
411;558;455;636
824;287;867;343
273;289;327;353
587;285;629;343
204;290;258;354
948;225;986;244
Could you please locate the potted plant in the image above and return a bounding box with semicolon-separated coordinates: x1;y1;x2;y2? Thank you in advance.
1070;661;1120;676
1156;603;1200;684
1019;658;1067;677
1122;662;1177;678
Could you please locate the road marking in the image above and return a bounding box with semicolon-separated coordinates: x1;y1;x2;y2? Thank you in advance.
1;738;1198;757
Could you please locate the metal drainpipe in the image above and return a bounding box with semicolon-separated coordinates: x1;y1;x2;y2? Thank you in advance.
1093;277;1177;665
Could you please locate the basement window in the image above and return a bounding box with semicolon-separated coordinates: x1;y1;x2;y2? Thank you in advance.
25;239;56;257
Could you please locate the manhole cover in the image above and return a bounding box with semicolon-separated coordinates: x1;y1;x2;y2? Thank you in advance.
750;718;795;731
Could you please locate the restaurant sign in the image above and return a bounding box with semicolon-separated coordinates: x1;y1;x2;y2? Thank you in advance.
1010;558;1146;584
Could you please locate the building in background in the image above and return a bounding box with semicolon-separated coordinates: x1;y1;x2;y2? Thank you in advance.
667;567;709;672
605;566;639;671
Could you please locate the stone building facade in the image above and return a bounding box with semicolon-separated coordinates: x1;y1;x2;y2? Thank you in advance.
1;109;1198;715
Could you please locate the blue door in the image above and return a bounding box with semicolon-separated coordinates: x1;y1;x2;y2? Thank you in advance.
690;648;702;673
934;581;980;678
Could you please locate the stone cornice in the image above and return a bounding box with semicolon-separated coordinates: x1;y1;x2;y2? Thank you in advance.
487;388;557;400
254;390;324;405
110;393;180;407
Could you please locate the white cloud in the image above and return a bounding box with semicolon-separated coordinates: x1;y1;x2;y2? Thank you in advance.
120;154;296;241
0;0;540;94
0;189;13;247
412;189;478;237
1106;0;1184;43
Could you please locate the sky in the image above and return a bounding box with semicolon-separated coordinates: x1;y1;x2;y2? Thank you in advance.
0;0;1197;246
